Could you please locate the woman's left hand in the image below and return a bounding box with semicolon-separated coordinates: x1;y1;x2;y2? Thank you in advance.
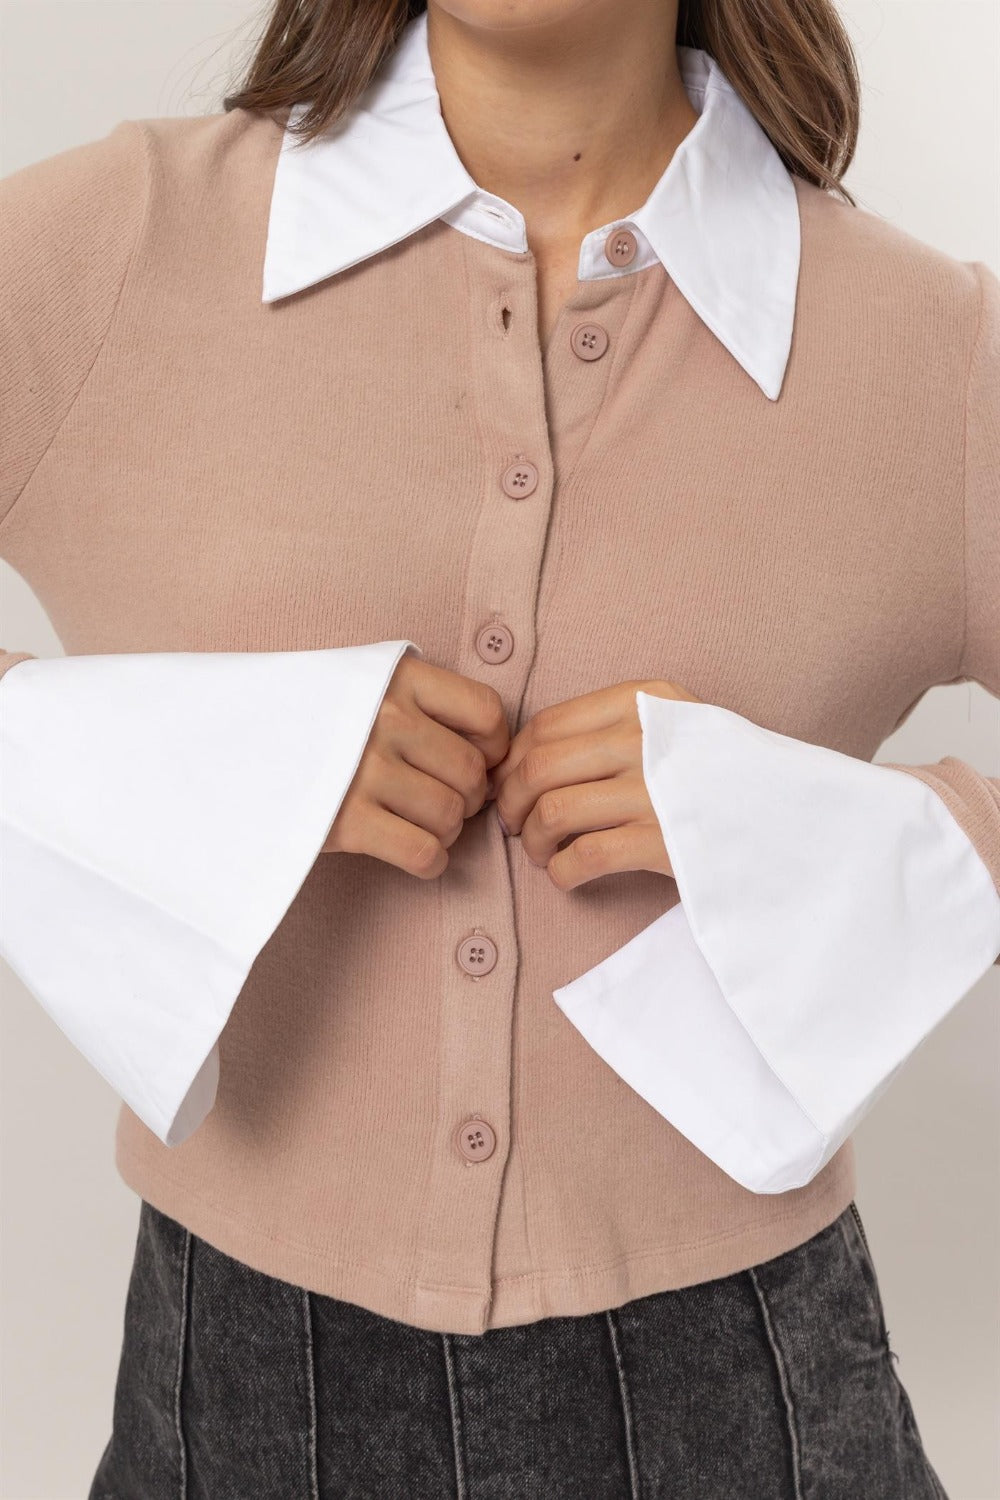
487;679;702;890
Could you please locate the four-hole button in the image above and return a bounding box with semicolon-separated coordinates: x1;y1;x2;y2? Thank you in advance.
456;1118;497;1162
476;622;514;664
501;459;538;499
456;934;498;976
570;322;609;362
604;227;638;267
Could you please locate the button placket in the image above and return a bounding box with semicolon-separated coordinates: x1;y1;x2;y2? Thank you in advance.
410;247;554;1329
537;269;642;485
412;245;649;1332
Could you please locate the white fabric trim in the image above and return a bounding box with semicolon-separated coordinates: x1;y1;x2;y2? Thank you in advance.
261;10;798;401
554;692;1000;1192
0;640;422;1146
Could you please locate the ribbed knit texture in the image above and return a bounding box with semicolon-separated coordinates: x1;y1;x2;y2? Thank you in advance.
1;109;996;1334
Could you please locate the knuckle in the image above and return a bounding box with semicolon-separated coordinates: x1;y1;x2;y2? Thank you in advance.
375;693;409;735
357;745;389;786
475;681;507;734
410;833;444;876
442;786;467;837
575;831;605;864
530;703;554;736
535;789;563;831
521;745;550;788
460;740;486;790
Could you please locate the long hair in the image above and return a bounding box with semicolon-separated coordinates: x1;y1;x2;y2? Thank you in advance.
223;0;860;205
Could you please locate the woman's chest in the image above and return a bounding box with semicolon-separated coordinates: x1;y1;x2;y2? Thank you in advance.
2;282;962;757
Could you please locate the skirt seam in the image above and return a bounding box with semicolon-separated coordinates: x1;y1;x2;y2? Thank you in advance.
748;1266;804;1500
173;1227;192;1500
605;1307;642;1500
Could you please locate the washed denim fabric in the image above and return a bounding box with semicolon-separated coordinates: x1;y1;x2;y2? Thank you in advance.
88;1199;949;1500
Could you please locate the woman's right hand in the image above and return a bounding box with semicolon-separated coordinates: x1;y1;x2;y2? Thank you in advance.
321;654;511;877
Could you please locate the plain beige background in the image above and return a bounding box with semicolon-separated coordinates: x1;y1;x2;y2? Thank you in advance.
1;1;998;1496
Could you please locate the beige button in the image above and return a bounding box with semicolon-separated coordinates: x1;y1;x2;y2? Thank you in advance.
501;459;538;498
455;1117;497;1162
456;935;498;976
570;322;609;361
604;227;638;267
476;622;514;664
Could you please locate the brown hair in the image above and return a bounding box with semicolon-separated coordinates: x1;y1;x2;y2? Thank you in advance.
223;0;860;205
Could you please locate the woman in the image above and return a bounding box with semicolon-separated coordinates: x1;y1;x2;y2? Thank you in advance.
1;0;995;1493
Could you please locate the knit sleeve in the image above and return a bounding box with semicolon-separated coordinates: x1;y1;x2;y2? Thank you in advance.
880;259;1000;954
0;125;426;1149
0;119;149;678
553;260;1000;1196
0;118;149;527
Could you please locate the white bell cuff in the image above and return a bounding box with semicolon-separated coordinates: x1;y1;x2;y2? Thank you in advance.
0;640;422;1147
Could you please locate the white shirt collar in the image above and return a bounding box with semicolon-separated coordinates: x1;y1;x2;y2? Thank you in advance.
262;8;800;401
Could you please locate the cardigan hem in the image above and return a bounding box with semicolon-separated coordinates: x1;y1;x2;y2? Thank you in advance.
113;1134;857;1337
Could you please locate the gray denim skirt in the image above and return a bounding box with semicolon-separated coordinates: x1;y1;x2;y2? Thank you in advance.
88;1198;949;1499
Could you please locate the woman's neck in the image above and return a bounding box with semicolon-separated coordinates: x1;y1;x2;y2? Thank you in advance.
426;0;700;259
